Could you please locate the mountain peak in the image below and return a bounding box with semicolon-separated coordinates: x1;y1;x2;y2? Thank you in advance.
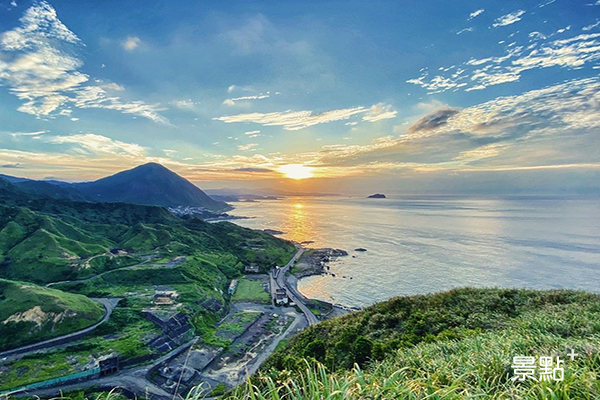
76;163;230;211
136;162;169;170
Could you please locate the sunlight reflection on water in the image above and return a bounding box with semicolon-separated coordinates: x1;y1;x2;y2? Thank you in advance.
230;196;600;308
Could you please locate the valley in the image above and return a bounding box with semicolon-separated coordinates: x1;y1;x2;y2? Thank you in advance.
0;167;303;397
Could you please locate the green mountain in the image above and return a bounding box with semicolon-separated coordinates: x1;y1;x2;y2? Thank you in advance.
0;177;295;284
75;163;230;211
0;278;105;351
1;163;229;212
0;177;295;358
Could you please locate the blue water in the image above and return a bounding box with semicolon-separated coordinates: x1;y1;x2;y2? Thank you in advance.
229;196;600;308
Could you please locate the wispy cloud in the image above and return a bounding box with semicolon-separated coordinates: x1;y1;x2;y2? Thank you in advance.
0;1;167;123
237;143;258;151
456;27;474;35
9;130;47;137
408;32;600;93
2;163;24;169
538;0;556;8
583;20;600;31
244;130;261;138
45;133;147;157
122;36;141;51
492;10;526;28
362;103;397;122
233;167;272;172
407;107;460;134
469;9;485;20
216;107;366;130
222;94;270;106
215;103;396;130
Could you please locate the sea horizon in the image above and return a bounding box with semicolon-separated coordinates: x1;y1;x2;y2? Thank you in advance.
230;195;600;308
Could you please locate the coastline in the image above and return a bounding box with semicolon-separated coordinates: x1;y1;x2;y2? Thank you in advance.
287;247;359;318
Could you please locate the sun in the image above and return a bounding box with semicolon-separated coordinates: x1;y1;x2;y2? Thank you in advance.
278;164;314;180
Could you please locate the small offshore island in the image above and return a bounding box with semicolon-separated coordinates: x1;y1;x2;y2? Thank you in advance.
367;193;386;198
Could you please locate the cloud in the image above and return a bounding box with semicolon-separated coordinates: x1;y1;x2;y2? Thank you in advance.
362;103;397;122
583;20;600;31
102;82;125;91
171;99;197;110
237;143;258;151
492;10;526;27
122;36;141;51
222;94;269;106
244;130;261;138
469;9;485;20
0;2;167;123
529;31;547;41
456;27;474;35
216;107;366;131
408;32;600;93
227;84;255;93
45;133;147;157
407;107;460;134
233;167;272;172
2;163;23;168
10;130;47;137
72;87;168;124
306;77;600;174
216;103;395;130
5;78;598;184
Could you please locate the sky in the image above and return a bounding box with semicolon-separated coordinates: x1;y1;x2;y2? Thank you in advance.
0;0;599;195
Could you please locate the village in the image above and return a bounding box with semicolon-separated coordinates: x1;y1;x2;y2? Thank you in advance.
0;247;350;399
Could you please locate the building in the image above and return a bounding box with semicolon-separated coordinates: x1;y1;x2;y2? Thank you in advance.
228;279;238;295
98;354;120;376
244;264;260;273
153;289;179;305
275;288;288;305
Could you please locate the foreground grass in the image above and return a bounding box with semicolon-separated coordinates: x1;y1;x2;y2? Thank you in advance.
224;289;600;399
10;289;600;399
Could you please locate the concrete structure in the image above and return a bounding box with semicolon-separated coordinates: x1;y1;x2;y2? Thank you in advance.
99;354;120;376
244;265;260;273
153;289;179;305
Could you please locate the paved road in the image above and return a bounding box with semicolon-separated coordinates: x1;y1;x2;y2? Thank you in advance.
13;338;198;400
273;247;319;326
0;298;121;362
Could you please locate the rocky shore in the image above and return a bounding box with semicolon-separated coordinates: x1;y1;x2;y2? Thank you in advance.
288;247;357;317
291;248;348;279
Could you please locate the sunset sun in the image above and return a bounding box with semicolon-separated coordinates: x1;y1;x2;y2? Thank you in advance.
278;164;314;180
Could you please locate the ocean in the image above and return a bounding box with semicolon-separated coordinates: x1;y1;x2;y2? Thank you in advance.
229;196;600;308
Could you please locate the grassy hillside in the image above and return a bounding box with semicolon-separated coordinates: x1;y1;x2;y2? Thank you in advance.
0;279;105;351
0;179;296;284
0;177;295;357
242;288;600;399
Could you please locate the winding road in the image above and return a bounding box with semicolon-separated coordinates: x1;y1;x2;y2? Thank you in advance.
273;247;319;326
0;298;121;363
